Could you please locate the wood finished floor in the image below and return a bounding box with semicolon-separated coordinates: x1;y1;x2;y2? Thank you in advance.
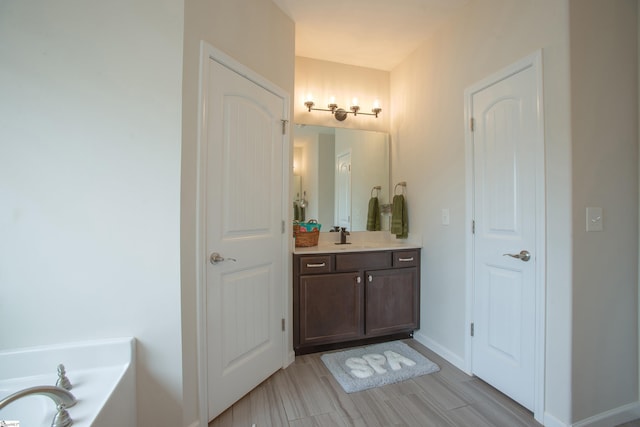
210;339;543;427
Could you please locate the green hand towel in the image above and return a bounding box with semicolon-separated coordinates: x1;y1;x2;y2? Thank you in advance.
366;197;381;231
391;195;408;238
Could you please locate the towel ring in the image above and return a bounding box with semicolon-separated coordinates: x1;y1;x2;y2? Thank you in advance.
394;182;407;195
371;186;381;198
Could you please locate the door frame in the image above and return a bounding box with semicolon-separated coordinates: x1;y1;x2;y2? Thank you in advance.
463;50;546;422
194;41;291;427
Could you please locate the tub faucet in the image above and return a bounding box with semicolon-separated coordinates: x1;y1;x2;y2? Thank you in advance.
0;385;76;427
56;363;72;390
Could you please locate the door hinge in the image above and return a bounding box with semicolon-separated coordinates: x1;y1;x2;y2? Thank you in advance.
470;322;475;337
281;318;285;331
472;220;475;234
470;117;475;132
281;119;288;135
282;220;285;234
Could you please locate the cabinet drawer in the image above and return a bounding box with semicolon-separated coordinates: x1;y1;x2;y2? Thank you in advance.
336;251;391;271
393;250;419;267
299;255;333;274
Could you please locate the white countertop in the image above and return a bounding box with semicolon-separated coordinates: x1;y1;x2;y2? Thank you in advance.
293;231;421;254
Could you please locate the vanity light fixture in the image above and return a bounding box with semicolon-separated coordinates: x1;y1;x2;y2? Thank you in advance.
304;96;382;122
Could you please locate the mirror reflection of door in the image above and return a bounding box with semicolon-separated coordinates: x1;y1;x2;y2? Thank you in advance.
292;125;389;231
336;151;351;229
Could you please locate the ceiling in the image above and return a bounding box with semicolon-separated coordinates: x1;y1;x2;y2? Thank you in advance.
272;0;470;71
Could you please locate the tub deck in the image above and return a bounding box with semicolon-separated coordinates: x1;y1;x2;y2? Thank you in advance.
0;338;135;427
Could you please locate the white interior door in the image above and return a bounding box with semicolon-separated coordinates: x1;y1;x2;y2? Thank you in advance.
470;57;542;411
335;151;351;229
203;53;286;421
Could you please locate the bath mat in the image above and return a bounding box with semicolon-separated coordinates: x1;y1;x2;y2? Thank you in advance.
321;341;439;393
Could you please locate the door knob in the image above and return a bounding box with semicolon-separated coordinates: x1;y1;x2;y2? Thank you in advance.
503;250;531;262
210;252;237;264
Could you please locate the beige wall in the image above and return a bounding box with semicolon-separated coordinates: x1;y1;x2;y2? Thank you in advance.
391;0;571;421
390;0;574;423
389;0;639;424
181;1;294;425
0;1;185;426
295;57;390;133
569;0;639;421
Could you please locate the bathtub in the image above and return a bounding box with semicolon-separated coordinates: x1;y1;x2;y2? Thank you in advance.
0;337;135;426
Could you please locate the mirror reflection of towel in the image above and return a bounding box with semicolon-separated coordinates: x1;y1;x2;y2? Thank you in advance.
294;202;300;221
366;197;381;231
391;195;408;238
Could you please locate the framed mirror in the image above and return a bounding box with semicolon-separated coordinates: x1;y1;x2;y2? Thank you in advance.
292;125;390;232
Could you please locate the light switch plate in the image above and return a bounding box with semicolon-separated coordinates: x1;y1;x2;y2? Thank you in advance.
441;208;450;226
586;207;603;232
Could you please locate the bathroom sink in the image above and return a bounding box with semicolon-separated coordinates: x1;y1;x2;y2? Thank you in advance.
295;240;420;254
329;242;408;251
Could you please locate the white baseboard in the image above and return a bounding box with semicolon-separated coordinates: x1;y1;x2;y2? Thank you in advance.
538;401;640;427
571;401;640;427
186;421;200;427
542;412;570;427
412;331;468;373
286;350;295;366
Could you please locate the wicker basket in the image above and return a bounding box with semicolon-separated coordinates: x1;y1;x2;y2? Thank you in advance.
294;229;320;247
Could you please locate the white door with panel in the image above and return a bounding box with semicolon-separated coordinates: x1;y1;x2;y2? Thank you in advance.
203;54;286;421
470;58;541;411
335;151;351;229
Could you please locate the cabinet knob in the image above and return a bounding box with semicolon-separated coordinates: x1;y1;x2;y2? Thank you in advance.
356;276;361;284
368;275;373;282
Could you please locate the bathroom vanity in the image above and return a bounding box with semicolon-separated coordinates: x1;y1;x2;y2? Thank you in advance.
293;243;420;355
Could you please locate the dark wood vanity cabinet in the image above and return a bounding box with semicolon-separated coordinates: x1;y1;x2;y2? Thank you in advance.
293;249;420;354
366;267;419;336
298;272;363;346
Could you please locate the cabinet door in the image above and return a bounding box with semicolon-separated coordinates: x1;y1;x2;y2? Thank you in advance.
365;268;418;336
299;272;363;346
